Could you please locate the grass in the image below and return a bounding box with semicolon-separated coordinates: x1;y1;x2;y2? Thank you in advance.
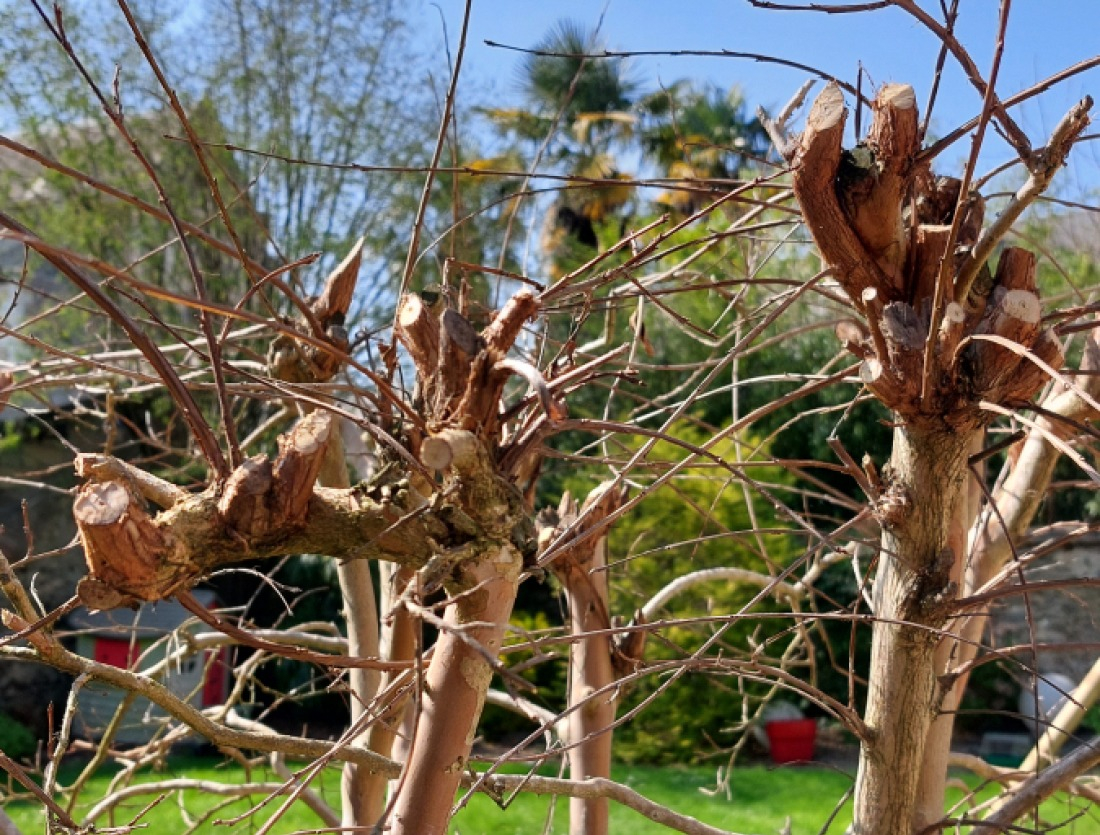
3;754;1098;834
450;762;1100;835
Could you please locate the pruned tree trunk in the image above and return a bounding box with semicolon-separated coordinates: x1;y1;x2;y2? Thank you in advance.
914;328;1100;828
387;429;530;833
70;284;546;835
782;79;1092;834
321;429;383;829
360;563;418;822
388;539;522;834
852;425;976;834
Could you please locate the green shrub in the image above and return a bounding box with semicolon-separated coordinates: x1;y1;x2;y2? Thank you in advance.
0;711;37;761
1082;704;1100;735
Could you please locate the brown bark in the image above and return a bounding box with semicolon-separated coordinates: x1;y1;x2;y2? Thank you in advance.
791;83;894;307
953;97;1092;304
73;418;447;609
967;288;1042;395
388;431;529;835
853;425;977;835
545;484;625;835
318;425;384;831
796;83;1091;834
843;83;920;286
361;564;418;821
913;330;1099;830
910;224;952;308
388;547;521;835
74;481;172;607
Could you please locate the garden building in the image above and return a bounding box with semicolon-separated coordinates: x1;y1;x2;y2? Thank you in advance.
65;589;229;745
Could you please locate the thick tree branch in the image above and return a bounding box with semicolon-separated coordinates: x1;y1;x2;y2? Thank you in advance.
954;97;1092;303
982;741;1100;828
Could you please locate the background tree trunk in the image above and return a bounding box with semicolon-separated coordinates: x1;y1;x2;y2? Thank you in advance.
318;423;383;830
550;485;624;835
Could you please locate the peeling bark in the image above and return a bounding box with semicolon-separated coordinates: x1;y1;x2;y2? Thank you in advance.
388;543;522;835
544;484;625;835
853;426;976;835
790;81;1093;834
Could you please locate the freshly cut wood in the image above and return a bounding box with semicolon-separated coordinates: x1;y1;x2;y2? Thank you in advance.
419;435;453;471
76;453;188;509
993;246;1037;293
75;481;171;604
969;289;1042;395
842;83;920;285
835;319;871;358
395;293;441;381
791;83;892;307
859;357;902;411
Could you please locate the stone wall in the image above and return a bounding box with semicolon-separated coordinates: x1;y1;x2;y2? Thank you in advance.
990;534;1100;691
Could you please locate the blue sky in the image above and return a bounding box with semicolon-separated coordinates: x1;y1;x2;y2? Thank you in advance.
419;1;1100;193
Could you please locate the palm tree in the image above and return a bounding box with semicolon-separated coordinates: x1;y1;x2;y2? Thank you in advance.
639;82;769;215
483;20;638;273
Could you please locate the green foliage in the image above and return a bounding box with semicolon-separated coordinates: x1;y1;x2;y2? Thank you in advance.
1083;703;1100;735
201;0;434;276
0;711;36;761
7;754;1097;835
0;426;21;455
0;0;437;347
638;82;769;187
519;20;636;130
579;430;798;763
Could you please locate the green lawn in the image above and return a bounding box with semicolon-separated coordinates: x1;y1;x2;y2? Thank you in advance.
3;755;1098;834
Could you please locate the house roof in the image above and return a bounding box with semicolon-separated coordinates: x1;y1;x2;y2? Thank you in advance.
66;588;219;636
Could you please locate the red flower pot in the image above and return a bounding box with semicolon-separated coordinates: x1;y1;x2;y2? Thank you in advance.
765;718;817;764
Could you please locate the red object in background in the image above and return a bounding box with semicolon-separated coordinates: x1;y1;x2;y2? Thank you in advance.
766;719;817;764
93;638;141;669
202;647;230;707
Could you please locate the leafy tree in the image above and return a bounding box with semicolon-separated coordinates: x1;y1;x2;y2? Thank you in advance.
639;82;769;215
484;20;638;275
